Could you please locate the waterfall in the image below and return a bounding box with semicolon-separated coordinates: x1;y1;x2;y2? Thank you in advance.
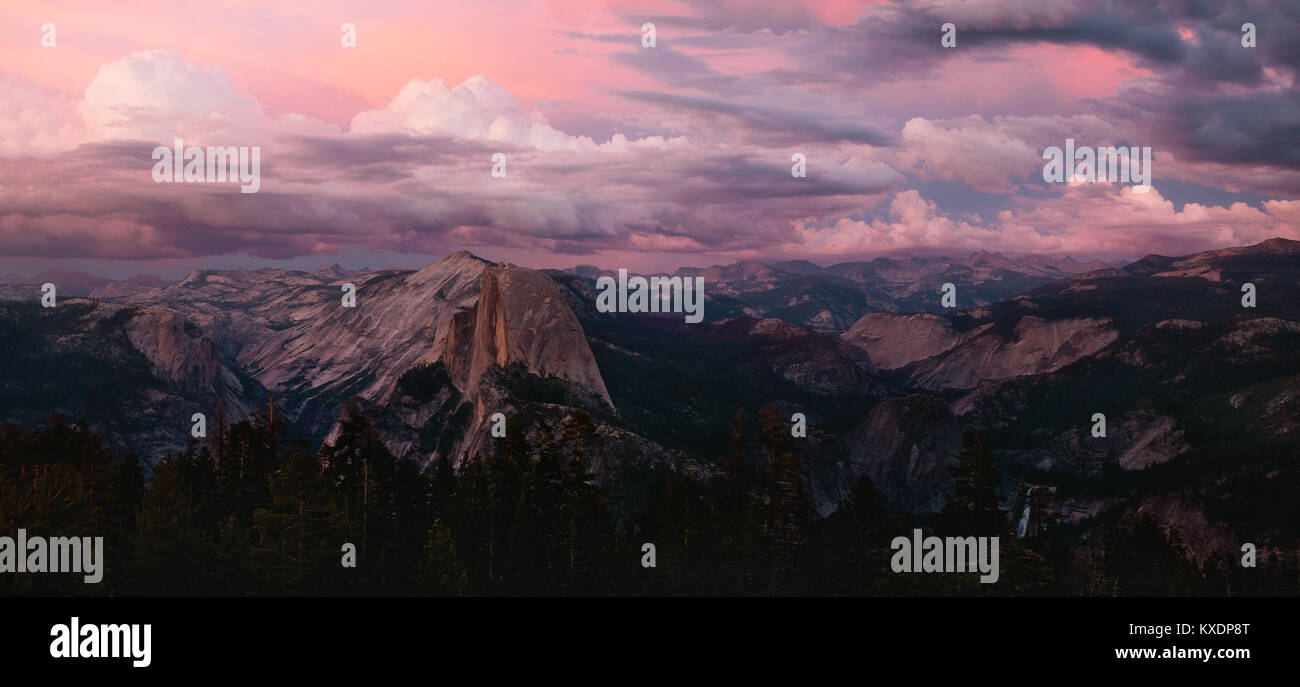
1016;501;1031;538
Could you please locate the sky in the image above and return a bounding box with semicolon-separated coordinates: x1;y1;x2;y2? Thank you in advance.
1;0;1298;278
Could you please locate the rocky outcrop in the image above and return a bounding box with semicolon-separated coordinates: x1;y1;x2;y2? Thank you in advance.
122;307;224;395
844;311;1118;390
444;266;610;404
908;316;1118;389
1135;495;1239;566
995;410;1189;475
302;260;612;467
842;312;981;370
103;251;613;471
714;318;881;396
0;300;267;471
845;394;962;515
429;265;613;467
235;251;489;434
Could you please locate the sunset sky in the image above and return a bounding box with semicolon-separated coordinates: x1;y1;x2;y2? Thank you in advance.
1;0;1298;277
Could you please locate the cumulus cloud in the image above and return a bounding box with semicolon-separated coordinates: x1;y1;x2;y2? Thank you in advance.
0;51;338;156
3;0;1298;268
0;73;92;156
996;183;1300;256
78;50;272;143
0;55;904;261
350;75;680;152
792;185;1300;260
894;113;1140;193
899;116;1041;193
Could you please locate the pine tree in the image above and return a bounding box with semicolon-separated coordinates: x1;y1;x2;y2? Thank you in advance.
1100;515;1201;596
318;407;427;593
505;421;565;593
0;416;141;595
452;455;494;587
757;407;816;594
828;472;888;594
560;412;612;595
250;448;347;594
935;431;1006;538
417;518;468;595
715;409;757;594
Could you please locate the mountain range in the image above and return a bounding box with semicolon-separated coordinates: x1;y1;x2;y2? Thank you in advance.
566;250;1117;330
1;240;1297;560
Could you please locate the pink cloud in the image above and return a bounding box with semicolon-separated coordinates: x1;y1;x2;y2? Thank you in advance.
0;0;1293;271
792;185;1300;260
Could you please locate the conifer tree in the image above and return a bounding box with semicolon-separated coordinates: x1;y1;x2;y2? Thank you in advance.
828;473;887;594
418;518;468;595
935;431;1006;538
715;410;757;594
757;407;816;594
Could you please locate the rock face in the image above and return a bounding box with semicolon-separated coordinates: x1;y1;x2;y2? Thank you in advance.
85;251;613;470
444;266;610;404
430;264;613;465
984;409;1188;476
843;313;975;370
845;394;962;515
32;252;611;473
909;316;1118;389
233;251;492;437
122;307;235;399
844;311;1118;390
841;239;1300;394
0;299;265;470
712;318;881;396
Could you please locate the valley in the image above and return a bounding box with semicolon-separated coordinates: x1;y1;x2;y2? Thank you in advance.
1;238;1298;581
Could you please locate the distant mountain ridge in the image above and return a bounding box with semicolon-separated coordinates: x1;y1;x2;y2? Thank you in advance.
560;250;1119;330
1;237;1296;551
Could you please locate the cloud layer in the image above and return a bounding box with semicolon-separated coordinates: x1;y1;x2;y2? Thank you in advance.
1;0;1296;272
